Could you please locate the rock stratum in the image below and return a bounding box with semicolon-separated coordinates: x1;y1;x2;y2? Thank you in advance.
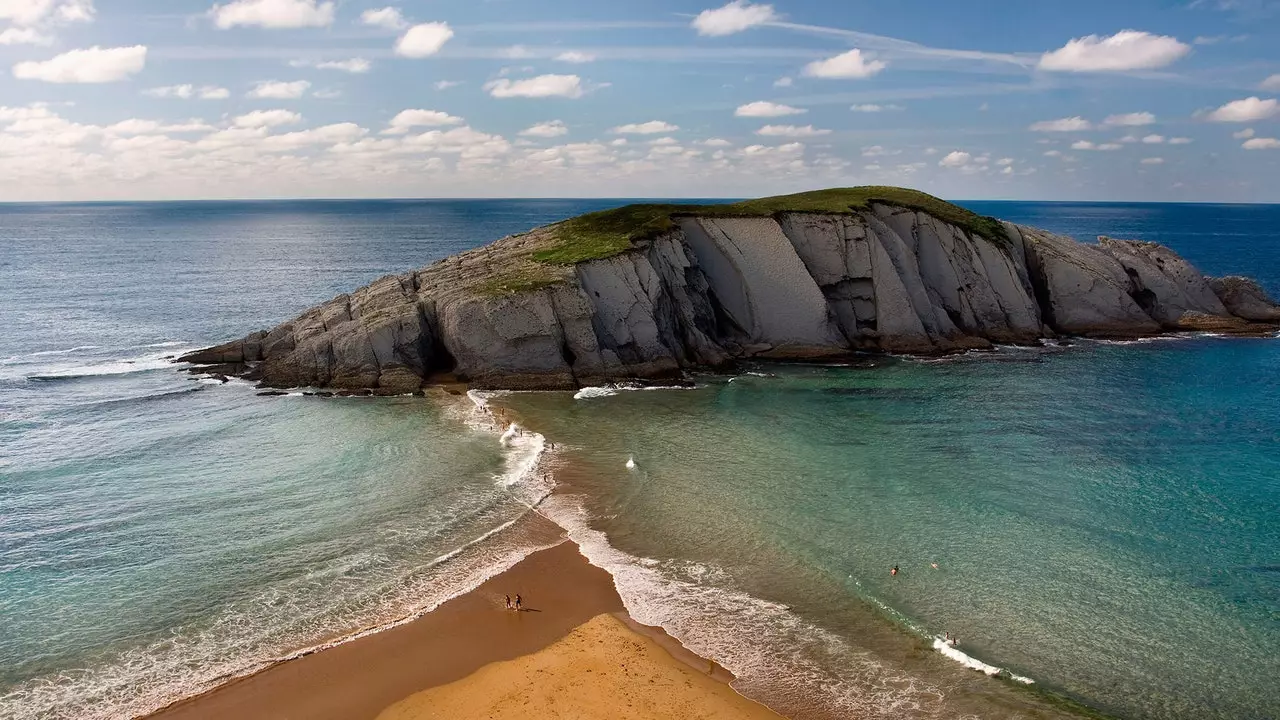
182;187;1280;391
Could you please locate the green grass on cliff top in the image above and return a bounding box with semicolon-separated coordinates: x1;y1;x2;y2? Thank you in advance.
530;186;1008;266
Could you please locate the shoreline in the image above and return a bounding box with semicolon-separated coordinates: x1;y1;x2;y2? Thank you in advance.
144;532;783;720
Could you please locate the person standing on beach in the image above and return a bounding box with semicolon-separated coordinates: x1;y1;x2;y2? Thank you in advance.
505;594;512;610
515;594;523;611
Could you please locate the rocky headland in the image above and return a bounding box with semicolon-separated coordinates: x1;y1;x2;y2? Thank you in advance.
182;187;1280;391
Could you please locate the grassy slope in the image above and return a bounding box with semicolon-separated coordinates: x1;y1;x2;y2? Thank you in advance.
530;186;1008;266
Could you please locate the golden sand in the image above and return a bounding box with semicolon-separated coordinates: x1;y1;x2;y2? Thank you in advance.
377;613;785;720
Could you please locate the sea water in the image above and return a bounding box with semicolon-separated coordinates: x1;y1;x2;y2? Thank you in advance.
2;200;1278;719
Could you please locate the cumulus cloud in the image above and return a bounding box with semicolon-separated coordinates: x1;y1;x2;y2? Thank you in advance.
434;80;462;91
1029;116;1092;132
1140;157;1165;165
703;138;732;147
519;120;569;138
384;109;463;134
0;27;51;45
773;76;793;88
262;123;368;152
247;80;310;99
1104;112;1156;127
484;74;584;99
691;0;777;36
143;84;228;99
1142;134;1166;144
756;124;830;137
1169;137;1192;144
555;51;595;63
1243;137;1279;149
210;0;334;29
292;58;371;73
735;101;805;118
395;22;454;58
1072;141;1123;151
1259;74;1280;91
0;0;95;26
939;151;971;167
1204;97;1279;123
233;109;302;128
611;121;679;135
802;49;887;79
1234;128;1255;139
360;7;406;30
1039;31;1190;72
13;45;146;83
851;104;902;112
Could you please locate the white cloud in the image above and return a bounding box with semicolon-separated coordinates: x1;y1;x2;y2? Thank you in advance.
312;88;340;99
262;123;367;152
1072;140;1122;151
851;103;902;112
1142;134;1166;144
612;121;679;135
939;151;971;168
0;0;94;26
1030;116;1092;132
434;80;462;91
1038;31;1190;72
802;49;887;79
402;126;511;159
1104;112;1156;127
691;0;777;37
299;58;371;73
702;138;732;147
756;124;829;137
248;80;310;99
1169;137;1192;144
13;45;146;83
1243;137;1280;149
773;76;793;88
649;137;679;146
1233;128;1255;139
360;7;406;30
210;0;334;29
861;145;899;157
519;120;568;138
1140;157;1165;164
484;74;584;99
395;22;454;58
1259;74;1280;91
0;27;50;45
1044;150;1063;157
233;109;302;128
384;109;463;134
105;119;213;135
1204;97;1279;123
555;51;595;63
997;157;1015;166
144;84;195;99
200;86;230;99
735;101;805;118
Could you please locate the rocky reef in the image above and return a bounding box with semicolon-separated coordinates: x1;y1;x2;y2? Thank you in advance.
182;187;1280;391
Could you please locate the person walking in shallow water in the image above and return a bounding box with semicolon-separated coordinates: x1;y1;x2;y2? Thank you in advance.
504;594;512;610
515;594;523;611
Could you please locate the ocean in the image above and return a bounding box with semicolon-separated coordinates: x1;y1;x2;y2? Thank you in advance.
1;199;1277;720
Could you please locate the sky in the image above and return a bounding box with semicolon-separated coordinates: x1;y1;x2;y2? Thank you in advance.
1;0;1278;202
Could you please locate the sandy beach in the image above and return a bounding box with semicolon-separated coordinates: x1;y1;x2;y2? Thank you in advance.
145;516;783;720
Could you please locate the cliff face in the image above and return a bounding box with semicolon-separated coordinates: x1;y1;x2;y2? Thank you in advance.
183;196;1280;391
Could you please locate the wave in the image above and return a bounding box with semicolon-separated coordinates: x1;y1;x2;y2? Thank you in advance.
3;344;193;383
1;391;562;720
573;382;699;400
932;638;1033;684
538;493;955;719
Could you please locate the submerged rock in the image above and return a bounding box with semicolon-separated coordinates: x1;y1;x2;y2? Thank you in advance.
181;187;1280;391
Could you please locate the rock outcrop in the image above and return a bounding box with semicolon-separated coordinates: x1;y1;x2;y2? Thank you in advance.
181;189;1280;391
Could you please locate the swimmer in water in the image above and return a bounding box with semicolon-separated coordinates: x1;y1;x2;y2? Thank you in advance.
931;562;939;569
891;565;899;576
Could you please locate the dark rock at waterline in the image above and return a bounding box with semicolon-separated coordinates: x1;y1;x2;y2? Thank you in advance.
181;188;1280;392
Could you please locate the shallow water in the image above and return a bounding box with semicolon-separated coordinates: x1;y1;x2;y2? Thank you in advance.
2;200;1278;719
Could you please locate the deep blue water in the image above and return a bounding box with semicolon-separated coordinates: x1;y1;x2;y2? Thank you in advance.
1;199;1278;720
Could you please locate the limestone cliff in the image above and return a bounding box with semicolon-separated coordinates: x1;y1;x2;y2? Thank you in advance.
181;188;1280;391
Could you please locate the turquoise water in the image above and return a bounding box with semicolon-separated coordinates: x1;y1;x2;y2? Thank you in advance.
2;200;1279;719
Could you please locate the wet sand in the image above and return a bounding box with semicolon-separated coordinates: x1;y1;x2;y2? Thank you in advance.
146;520;781;720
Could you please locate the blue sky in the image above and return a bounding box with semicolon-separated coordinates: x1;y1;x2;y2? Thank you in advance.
1;0;1278;201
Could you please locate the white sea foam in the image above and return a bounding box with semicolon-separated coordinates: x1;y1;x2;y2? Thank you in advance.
538;493;952;719
625;455;637;470
574;385;619;400
573;383;698;400
932;638;1033;684
7;347;192;382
